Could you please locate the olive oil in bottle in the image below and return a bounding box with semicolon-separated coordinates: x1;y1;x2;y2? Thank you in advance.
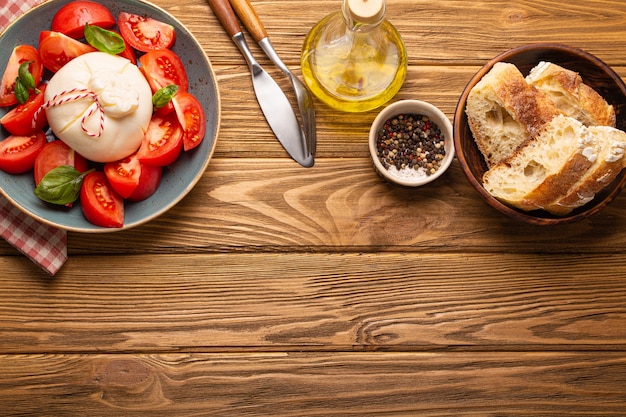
301;0;407;112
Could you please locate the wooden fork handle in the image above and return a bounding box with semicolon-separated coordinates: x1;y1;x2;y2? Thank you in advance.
207;0;242;38
229;0;269;43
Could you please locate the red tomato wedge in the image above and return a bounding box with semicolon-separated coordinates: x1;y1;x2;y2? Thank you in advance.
137;113;183;167
172;92;206;151
118;12;176;53
51;0;116;39
0;131;47;174
0;45;44;107
80;171;124;228
127;163;162;201
38;31;97;73
112;30;137;64
34;140;89;186
1;84;48;136
139;49;188;93
104;152;162;200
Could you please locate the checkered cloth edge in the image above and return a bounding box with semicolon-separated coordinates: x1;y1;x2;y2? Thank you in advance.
0;0;44;32
1;0;67;276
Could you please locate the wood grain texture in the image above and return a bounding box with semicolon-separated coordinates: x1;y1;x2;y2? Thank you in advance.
1;253;625;352
3;0;626;414
56;159;626;255
1;352;625;416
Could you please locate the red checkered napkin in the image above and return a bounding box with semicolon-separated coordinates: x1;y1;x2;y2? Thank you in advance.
0;0;44;31
0;201;67;275
1;0;67;275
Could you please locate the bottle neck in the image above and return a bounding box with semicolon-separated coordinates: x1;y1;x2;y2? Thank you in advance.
342;0;385;32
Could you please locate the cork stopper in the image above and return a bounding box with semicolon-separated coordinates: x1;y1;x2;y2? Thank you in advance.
346;0;385;24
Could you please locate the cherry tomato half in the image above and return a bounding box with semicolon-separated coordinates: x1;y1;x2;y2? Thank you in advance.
0;131;47;174
1;84;48;136
51;1;116;39
80;171;124;228
136;113;183;167
104;152;162;200
34;140;89;186
118;12;176;53
139;49;188;94
38;31;97;73
0;45;44;107
172;92;206;151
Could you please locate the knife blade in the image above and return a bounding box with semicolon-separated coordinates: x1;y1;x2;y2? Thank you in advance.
228;0;316;159
207;0;314;167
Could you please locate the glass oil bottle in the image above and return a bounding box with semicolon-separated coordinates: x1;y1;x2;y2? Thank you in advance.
301;0;407;112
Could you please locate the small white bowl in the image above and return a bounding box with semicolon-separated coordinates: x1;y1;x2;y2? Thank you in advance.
369;100;455;187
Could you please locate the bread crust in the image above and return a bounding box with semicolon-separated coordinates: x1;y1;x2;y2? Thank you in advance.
482;116;598;211
523;152;595;210
527;61;616;128
466;62;559;167
545;126;626;215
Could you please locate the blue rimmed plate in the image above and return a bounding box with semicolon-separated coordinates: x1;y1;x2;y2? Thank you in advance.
0;0;220;232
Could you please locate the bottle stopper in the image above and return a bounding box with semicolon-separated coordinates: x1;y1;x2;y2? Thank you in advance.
346;0;385;23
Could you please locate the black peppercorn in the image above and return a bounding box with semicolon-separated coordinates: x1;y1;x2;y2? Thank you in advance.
376;113;446;179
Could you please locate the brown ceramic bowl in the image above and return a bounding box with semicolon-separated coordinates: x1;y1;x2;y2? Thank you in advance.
454;43;626;225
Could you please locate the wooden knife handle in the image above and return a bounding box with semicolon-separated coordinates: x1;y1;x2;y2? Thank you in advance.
229;0;268;43
207;0;242;38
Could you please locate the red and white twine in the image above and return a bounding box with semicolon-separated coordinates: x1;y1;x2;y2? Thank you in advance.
33;88;105;137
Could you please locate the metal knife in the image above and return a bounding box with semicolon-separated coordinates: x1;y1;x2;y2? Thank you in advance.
228;0;316;157
207;0;314;167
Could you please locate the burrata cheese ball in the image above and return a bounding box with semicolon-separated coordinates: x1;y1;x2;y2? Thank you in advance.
44;52;153;163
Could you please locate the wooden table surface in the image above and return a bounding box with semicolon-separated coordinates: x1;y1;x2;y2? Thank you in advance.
2;0;626;415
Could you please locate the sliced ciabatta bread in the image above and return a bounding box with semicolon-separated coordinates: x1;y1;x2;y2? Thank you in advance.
544;125;626;215
526;61;616;128
482;115;599;211
466;62;560;167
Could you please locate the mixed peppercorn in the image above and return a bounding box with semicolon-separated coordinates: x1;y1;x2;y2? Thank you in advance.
375;113;446;176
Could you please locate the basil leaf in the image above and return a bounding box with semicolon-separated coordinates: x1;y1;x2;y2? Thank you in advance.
34;166;94;205
84;23;126;55
152;84;179;109
18;61;35;90
14;78;29;104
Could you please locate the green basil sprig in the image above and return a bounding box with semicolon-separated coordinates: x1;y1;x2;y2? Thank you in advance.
18;61;36;90
152;84;179;109
34;166;94;205
84;23;126;55
13;77;29;104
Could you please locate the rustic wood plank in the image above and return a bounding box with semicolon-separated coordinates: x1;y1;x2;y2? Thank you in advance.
1;253;625;352
0;352;624;416
53;158;626;255
170;0;626;67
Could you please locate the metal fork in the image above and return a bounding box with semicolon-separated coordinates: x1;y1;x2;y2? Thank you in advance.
229;0;316;157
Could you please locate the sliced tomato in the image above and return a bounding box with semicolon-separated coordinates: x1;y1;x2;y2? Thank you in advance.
34;140;89;186
38;31;97;73
136;113;183;166
0;45;44;107
104;152;162;200
0;131;47;174
1;84;48;136
51;1;116;39
80;171;124;228
118;12;176;53
112;30;137;64
172;92;206;151
128;163;162;201
139;49;188;94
